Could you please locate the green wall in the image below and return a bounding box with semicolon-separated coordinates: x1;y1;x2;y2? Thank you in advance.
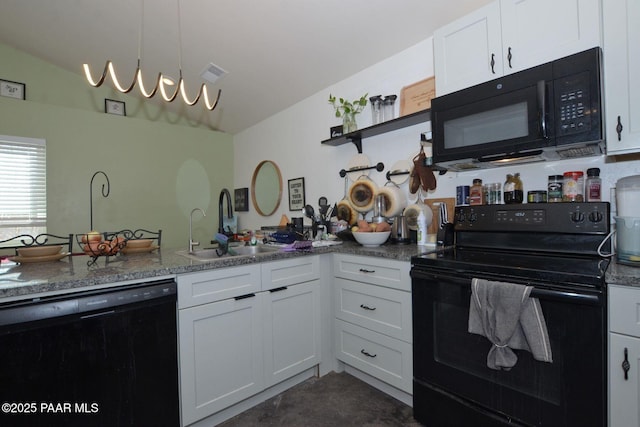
0;42;233;249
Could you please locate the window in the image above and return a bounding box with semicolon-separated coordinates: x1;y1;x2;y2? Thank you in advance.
0;135;46;242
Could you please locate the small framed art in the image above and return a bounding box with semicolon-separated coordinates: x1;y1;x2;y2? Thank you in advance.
0;79;26;100
234;188;249;212
288;177;305;211
105;99;126;116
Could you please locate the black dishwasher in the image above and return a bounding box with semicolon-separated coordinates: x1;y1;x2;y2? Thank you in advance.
0;279;179;427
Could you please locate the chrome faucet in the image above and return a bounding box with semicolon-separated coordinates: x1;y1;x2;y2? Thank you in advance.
218;188;233;236
189;208;206;253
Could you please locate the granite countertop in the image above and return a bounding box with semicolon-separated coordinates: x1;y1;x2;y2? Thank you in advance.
605;260;640;287
4;240;635;302
0;241;432;302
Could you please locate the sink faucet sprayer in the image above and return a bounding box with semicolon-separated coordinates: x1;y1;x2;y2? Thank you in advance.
189;208;206;253
218;188;233;236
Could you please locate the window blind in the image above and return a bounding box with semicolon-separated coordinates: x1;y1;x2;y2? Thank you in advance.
0;135;46;240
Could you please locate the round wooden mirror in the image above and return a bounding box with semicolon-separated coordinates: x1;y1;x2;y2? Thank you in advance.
251;160;282;216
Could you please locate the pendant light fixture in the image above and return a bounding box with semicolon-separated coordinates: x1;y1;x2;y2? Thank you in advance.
83;0;222;111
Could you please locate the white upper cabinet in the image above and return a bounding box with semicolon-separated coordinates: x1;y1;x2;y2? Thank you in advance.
434;2;503;95
434;0;602;96
500;0;601;73
603;0;640;155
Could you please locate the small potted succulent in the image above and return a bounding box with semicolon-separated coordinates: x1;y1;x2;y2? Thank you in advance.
328;93;368;134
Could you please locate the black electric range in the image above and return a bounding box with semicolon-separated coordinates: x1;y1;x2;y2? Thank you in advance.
410;202;611;427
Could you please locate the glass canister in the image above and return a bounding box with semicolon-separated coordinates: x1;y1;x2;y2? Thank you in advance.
504;173;523;204
548;175;563;202
490;183;502;205
369;95;383;125
563;171;585;202
382;95;397;122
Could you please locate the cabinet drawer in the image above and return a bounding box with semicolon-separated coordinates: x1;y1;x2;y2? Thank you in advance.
334;319;412;394
333;254;410;291
177;265;261;309
261;255;320;291
609;285;640;337
334;278;411;342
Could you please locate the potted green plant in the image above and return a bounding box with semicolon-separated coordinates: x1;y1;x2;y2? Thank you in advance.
328;93;368;134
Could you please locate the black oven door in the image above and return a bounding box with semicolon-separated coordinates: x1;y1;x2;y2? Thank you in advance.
411;268;606;427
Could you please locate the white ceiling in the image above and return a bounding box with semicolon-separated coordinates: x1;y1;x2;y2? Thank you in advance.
0;0;491;135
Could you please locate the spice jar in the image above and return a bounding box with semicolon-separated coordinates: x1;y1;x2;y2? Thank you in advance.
504;173;523;204
548;175;563;203
527;190;547;203
562;171;585;202
585;168;602;202
469;178;483;205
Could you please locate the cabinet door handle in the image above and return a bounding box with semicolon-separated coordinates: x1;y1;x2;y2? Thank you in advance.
360;304;376;311
269;286;288;293
623;347;630;381
507;47;513;68
361;349;377;358
234;293;256;300
490;53;496;74
359;268;375;273
616;116;624;141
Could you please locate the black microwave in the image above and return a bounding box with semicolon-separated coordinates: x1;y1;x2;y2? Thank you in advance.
430;47;603;171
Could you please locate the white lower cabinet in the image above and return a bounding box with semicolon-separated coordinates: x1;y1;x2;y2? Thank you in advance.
179;293;264;426
332;254;412;394
178;256;321;426
609;284;640;427
263;280;320;387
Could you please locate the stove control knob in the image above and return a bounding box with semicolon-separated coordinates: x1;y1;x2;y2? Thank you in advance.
571;211;585;223
468;212;478;223
456;211;466;223
589;211;604;223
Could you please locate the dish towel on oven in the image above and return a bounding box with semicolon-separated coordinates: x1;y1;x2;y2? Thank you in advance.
468;278;553;370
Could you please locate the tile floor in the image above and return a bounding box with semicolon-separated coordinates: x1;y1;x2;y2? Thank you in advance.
218;372;422;427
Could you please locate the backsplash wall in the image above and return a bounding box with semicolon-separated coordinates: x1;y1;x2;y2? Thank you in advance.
233;37;640;231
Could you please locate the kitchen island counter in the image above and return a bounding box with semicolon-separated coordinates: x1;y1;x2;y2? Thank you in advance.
0;242;433;301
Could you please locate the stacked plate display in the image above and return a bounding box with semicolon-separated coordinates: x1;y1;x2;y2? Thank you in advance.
121;239;159;254
10;245;69;263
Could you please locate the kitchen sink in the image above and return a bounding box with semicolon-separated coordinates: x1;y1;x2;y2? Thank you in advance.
177;244;280;261
226;245;281;256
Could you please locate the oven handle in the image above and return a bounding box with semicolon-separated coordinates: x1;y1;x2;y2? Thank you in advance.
411;269;602;306
529;287;600;305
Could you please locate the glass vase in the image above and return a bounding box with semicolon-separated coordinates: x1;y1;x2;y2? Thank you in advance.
342;113;357;134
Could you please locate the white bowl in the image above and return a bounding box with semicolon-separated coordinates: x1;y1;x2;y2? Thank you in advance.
352;231;391;247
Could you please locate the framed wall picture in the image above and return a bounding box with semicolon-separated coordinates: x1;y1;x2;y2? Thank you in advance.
234;188;249;212
288;177;305;211
0;79;26;100
105;99;126;116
